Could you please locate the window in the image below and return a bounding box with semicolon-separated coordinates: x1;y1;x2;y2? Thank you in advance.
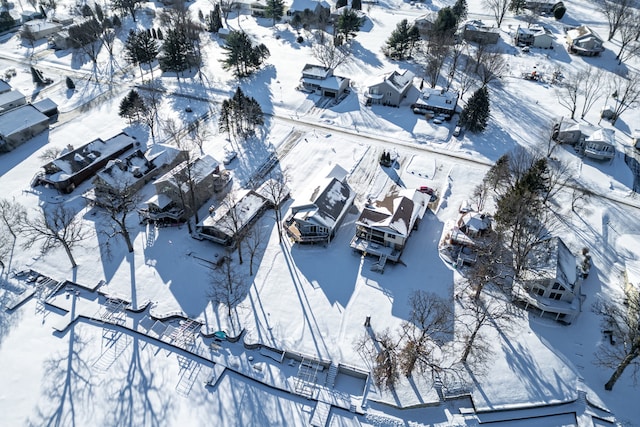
549;292;562;300
551;283;565;291
536;288;545;296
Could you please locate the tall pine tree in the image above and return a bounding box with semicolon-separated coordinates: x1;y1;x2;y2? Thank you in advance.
264;0;285;26
460;86;490;133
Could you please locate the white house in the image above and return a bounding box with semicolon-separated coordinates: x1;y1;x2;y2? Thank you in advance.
566;25;604;56
0;104;50;153
582;128;615;161
299;64;350;99
513;237;582;323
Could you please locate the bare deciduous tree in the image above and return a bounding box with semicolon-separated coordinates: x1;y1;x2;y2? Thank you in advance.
311;35;351;69
244;224;265;276
217;191;247;264
578;66;605;119
593;289;640;391
475;47;506;87
458;288;512;365
0;198;25;240
261;171;290;243
20;204;88;268
607;71;640;125
614;11;640;64
597;0;635;40
483;0;509;27
555;72;579;120
209;256;247;318
98;183;140;253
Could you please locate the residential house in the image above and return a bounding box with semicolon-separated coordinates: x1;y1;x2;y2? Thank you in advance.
414;13;435;38
31;98;59;121
0;90;26;113
195;187;272;246
462;20;499;45
551;120;596;145
412;87;459;116
515;25;554;48
512;237;582;323
0;104;50;152
365;69;415;107
285;164;355;244
88;144;186;207
330;5;365;23
299;64;350;99
37;132;138;193
141;155;230;223
229;0;268;16
582;128;615;161
22;19;62;40
566;25;604;56
350;189;429;263
287;0;330;18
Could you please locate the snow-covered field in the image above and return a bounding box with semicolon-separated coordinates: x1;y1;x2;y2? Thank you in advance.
1;0;640;424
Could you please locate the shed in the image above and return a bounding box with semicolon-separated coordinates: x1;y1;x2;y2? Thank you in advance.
32;98;59;121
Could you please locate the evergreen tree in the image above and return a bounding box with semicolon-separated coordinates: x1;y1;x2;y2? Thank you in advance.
433;6;457;35
264;0;285;26
118;89;146;123
352;0;362;10
460;86;490;133
452;0;467;22
509;0;526;14
219;88;264;139
336;8;363;42
0;11;16;32
206;6;223;32
221;31;270;77
159;27;199;73
124;29;159;79
384;19;420;59
65;76;75;89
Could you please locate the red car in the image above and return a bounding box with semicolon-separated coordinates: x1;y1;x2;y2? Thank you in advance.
418;186;438;202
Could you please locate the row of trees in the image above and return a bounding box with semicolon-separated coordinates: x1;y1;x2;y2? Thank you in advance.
556;67;640;125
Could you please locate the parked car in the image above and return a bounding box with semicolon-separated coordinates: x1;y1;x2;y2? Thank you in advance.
453;126;462;137
433;118;443;124
223;150;237;165
418;186;438;202
413;106;430;115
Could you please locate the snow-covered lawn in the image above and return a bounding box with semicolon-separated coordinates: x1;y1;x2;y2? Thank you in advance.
1;0;640;424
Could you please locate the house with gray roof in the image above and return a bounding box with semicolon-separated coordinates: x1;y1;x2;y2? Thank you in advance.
462;20;499;44
0;104;50;152
195;188;271;246
285;165;355;244
566;25;604;56
512;237;582;323
350;189;429;263
38;132;138;193
0;80;11;95
0;90;26;113
141;155;230;223
365;69;415;107
412;87;459;116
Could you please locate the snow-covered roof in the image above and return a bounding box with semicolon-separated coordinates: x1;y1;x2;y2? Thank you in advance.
155;154;219;187
521;237;577;289
0;89;25;110
95;150;153;190
144;143;184;167
357;190;428;238
31;97;58;114
385;70;415;93
301;64;332;79
288;0;329;13
50;132;137;176
199;189;269;238
416;88;459;111
567;25;603;43
0;104;48;137
586;128;615;146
